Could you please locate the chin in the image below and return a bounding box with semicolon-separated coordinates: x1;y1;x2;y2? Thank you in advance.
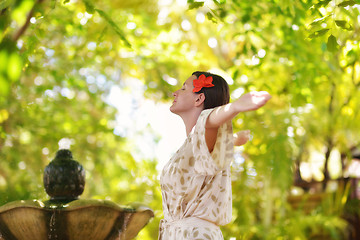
169;105;178;114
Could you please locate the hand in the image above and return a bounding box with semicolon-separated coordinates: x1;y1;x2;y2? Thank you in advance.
233;130;251;146
234;91;271;112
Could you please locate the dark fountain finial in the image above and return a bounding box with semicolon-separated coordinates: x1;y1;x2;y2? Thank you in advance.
43;149;85;202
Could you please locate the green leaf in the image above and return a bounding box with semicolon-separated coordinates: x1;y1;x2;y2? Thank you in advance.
206;12;218;23
82;0;95;14
0;75;9;96
0;51;7;72
0;0;13;11
97;26;108;44
11;0;34;26
315;0;331;8
188;1;204;9
335;20;347;27
337;0;356;6
327;34;338;52
7;53;23;82
209;8;220;18
51;0;56;9
0;11;10;33
308;28;329;38
309;15;331;27
232;69;239;80
213;0;226;5
344;49;357;66
95;9;131;48
335;20;353;30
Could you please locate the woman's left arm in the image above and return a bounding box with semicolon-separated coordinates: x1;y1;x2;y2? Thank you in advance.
234;130;250;146
206;91;272;129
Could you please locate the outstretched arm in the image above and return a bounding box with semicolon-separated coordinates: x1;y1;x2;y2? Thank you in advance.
206;91;272;129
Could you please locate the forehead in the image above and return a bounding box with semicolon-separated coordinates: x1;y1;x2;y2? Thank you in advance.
184;75;197;85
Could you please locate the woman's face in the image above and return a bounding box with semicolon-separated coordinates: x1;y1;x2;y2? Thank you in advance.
170;75;198;114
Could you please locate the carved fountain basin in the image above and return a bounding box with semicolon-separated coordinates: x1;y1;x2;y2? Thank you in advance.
0;199;154;240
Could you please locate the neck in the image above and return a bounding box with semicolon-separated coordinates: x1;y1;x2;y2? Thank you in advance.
177;108;203;136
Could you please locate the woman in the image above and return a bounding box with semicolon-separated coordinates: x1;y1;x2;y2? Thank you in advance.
159;71;271;239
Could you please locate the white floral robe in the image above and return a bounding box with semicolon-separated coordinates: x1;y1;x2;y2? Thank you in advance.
159;109;234;240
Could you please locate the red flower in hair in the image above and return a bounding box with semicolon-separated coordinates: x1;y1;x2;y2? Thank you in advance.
193;74;214;93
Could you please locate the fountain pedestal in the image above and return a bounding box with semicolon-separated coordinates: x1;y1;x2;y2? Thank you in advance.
0;149;154;240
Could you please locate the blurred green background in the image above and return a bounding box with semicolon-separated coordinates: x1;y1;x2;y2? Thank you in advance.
1;0;360;239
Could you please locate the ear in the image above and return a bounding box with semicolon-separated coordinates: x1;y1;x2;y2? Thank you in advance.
194;93;205;107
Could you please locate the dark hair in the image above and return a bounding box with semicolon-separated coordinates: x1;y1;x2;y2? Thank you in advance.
192;71;230;110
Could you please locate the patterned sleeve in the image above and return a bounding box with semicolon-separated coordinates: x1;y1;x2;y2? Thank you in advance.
190;108;234;175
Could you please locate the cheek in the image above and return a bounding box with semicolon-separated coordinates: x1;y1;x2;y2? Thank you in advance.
177;95;193;106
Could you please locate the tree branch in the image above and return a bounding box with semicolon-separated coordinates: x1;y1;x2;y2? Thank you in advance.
12;0;44;42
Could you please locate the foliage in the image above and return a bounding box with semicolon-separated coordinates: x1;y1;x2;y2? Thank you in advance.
1;0;360;239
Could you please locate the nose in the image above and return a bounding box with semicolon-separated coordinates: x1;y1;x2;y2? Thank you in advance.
173;90;178;97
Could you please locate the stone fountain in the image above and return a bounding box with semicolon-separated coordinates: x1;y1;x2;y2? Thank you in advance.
0;149;154;240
